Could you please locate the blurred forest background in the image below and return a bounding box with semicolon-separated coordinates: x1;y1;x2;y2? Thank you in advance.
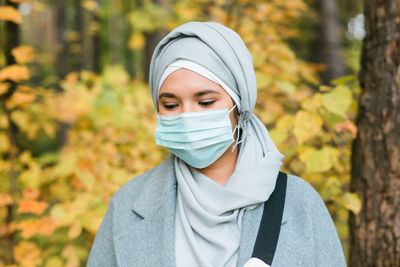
0;0;366;266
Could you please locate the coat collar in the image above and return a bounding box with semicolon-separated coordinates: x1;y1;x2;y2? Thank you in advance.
131;154;177;218
114;155;177;267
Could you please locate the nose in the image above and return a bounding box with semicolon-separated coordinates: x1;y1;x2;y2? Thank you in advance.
181;102;197;113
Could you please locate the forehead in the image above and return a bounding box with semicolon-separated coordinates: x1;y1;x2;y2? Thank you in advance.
159;68;229;97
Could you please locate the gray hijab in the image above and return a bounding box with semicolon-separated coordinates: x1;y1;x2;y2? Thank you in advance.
149;21;284;267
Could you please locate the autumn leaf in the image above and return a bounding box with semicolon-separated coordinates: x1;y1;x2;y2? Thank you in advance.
15;217;59;238
6;90;36;108
335;120;358;138
45;256;64;267
0;133;10;153
12;45;35;63
82;0;99;12
22;188;40;199
301;93;322;111
0;65;30;82
343;192;362;214
62;245;80;267
10;0;33;3
14;241;42;267
276;114;295;133
68;221;82;239
0;82;10;95
17;199;48;215
0;193;13;207
322;84;352;117
294;110;323;144
128;32;146;50
304;146;340;173
0;6;22;24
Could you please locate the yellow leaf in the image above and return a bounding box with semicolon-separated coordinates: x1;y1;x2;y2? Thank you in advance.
6;90;36;108
0;65;30;82
45;256;64;267
276;114;295;133
319;85;333;92
322;84;352;117
0;193;13;207
301;93;322;111
11;110;30;131
343;192;362;214
17;199;48;215
68;221;82;239
305;146;340;173
10;0;33;3
11;45;34;64
85;215;102;234
294;110;323;144
82;0;99;11
14;241;42;267
269;128;287;146
0;82;10;95
0;133;10;153
22;188;40;199
15;216;59;238
62;245;79;267
19;162;41;188
276;80;296;94
128;32;146;50
43;121;56;137
0;6;22;24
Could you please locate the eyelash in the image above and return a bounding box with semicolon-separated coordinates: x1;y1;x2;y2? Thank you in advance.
162;100;216;110
199;100;216;106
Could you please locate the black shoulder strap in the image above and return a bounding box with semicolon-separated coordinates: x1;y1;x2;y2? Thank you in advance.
251;171;288;265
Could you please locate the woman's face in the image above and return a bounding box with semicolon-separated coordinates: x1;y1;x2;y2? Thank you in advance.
158;68;238;129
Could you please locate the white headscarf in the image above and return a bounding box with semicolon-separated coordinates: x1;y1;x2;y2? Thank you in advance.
149;22;285;267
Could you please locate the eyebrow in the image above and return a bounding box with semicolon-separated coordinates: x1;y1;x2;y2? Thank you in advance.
158;89;221;99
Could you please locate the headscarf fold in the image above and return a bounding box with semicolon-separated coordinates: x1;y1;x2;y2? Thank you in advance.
149;21;284;267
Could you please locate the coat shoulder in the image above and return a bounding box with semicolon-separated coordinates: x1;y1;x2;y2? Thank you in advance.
285;174;325;210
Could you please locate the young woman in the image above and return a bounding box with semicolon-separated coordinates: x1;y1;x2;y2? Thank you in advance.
87;21;346;267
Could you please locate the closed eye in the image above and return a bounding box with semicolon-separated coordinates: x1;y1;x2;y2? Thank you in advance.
199;100;216;106
162;103;179;110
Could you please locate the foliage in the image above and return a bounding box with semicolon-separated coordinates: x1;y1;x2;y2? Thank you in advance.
0;0;359;265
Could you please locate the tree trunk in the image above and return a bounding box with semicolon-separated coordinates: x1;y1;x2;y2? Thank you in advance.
73;0;84;71
143;0;168;81
1;1;20;263
53;0;68;82
53;0;70;147
92;0;102;73
311;0;345;84
349;1;400;266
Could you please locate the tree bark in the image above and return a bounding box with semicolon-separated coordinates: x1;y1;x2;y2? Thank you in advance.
92;0;102;73
52;0;70;148
53;0;68;82
73;0;84;71
311;0;345;84
1;1;20;263
349;1;400;266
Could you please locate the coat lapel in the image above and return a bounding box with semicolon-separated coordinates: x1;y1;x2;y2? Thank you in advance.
114;155;177;267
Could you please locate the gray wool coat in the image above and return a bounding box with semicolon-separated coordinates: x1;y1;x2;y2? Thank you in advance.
87;155;346;267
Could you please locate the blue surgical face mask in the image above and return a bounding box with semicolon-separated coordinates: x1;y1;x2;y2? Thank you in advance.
155;105;237;168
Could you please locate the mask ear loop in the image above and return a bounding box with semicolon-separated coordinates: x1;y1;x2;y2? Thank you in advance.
230;108;250;152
